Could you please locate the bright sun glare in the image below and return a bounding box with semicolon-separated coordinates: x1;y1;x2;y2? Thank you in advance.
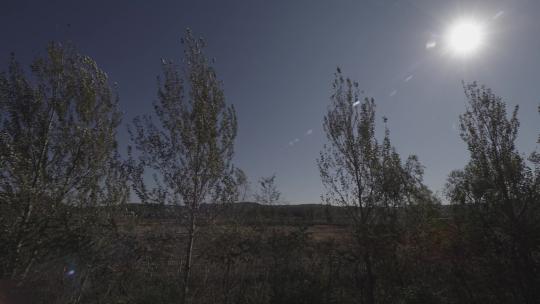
446;19;485;56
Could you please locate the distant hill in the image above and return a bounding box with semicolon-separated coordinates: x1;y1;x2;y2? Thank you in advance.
116;201;449;226
118;202;349;225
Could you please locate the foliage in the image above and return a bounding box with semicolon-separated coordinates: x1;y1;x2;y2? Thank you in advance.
128;29;238;304
445;82;540;303
254;175;281;205
0;42;128;291
317;68;431;304
1;37;539;304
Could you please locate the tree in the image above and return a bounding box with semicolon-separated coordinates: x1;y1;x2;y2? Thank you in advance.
0;43;128;285
446;82;540;303
317;68;426;304
234;168;249;202
254;175;281;205
253;174;281;227
128;29;238;304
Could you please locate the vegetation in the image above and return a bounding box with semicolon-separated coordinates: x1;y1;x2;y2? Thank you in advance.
318;69;437;304
445;83;540;303
0;33;538;304
128;29;238;304
0;43;128;302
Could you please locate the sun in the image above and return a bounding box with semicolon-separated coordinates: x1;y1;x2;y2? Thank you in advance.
445;19;485;56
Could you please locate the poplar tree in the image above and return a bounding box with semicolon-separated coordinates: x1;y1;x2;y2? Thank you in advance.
129;29;238;304
318;68;426;304
446;82;540;303
0;43;127;282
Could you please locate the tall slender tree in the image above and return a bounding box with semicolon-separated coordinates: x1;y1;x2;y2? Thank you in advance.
129;29;238;304
318;68;426;304
446;82;540;303
0;43;128;283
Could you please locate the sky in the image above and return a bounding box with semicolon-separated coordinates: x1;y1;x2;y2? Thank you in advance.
1;0;539;203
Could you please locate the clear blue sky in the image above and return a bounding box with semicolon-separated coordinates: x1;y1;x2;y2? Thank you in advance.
1;0;539;203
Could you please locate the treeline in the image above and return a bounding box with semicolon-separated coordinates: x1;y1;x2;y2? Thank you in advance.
0;30;539;304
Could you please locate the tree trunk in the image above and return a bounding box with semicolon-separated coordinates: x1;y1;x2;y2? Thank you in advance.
10;200;35;279
180;214;196;304
364;252;375;304
223;257;232;304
